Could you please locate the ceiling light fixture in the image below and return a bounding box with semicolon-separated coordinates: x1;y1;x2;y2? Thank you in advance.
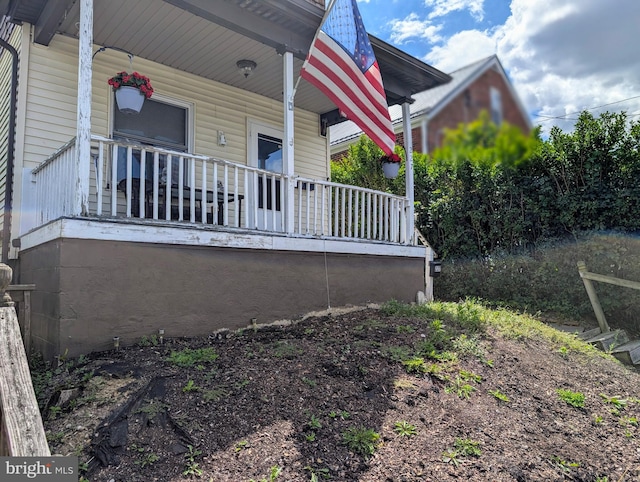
236;59;257;78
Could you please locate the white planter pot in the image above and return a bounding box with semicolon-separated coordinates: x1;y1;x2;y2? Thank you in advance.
115;86;145;115
382;161;400;179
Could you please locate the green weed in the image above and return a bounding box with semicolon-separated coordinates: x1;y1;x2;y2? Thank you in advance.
167;347;219;367
396;325;416;334
551;455;579;473
383;345;412;362
135;400;169;419
46;431;64;445
202;387;229;403
394;421;417;437
235;441;249;452
451;334;485;359
182;444;203;477
393;378;418;390
308;414;322;430
599;393;627;409
458;369;482;383
489;389;510;403
272;341;303;359
402;357;427;374
249;465;282;482
183;379;200;392
442;450;460;467
342;427;381;458
304;466;330;481
445;377;476;399
328;410;350;420
557;389;585;408
454;437;482;457
48;405;62;419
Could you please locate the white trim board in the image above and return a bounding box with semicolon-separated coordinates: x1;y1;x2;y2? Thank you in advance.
19;218;427;258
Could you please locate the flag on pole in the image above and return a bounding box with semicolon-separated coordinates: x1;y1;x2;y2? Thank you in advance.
300;0;396;155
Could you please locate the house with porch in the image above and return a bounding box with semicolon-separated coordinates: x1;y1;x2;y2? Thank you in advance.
0;0;449;361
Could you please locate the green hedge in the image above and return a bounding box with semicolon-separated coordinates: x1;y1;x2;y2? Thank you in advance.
434;233;640;336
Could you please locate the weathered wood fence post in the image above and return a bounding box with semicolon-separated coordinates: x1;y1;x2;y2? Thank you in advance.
577;261;611;334
0;263;50;456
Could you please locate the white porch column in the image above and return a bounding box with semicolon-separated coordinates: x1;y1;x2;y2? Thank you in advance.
283;51;295;234
75;0;93;216
402;102;414;244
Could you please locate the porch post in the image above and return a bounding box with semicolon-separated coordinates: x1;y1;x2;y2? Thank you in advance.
402;102;415;244
75;0;93;216
283;50;295;234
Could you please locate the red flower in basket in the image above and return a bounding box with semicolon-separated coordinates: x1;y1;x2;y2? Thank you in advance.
108;71;154;98
380;153;401;163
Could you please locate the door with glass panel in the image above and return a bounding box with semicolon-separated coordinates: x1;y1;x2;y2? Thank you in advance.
249;123;283;231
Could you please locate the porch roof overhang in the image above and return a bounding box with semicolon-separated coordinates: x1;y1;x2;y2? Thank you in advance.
3;0;450;119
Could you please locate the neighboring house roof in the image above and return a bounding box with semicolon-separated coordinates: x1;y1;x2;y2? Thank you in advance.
330;54;531;147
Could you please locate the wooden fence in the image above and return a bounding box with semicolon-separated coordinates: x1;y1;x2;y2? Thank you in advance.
0;267;49;456
577;260;640;334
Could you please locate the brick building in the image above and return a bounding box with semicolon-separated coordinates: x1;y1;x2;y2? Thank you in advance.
330;55;531;158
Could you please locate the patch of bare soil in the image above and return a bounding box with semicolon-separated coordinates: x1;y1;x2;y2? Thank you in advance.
39;306;640;482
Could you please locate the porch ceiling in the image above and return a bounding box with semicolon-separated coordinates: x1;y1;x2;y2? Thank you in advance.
4;0;450;115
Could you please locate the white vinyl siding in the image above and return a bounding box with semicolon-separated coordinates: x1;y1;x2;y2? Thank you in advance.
0;25;21;260
23;34;328;179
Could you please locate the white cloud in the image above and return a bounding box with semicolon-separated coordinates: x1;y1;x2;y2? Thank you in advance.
424;30;495;73
388;13;442;44
424;0;485;22
497;0;640;132
418;0;640;133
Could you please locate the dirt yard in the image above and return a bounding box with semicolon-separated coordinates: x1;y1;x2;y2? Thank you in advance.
37;302;640;481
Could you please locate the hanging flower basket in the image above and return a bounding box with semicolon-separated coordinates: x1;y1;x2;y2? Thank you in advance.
108;71;154;115
114;86;145;114
380;153;401;179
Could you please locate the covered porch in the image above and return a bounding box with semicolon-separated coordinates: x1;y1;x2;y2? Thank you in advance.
2;0;449;360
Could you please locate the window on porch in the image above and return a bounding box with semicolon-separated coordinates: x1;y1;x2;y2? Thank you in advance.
112;97;191;217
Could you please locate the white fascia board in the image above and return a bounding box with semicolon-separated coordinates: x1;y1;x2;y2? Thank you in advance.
19;218;426;258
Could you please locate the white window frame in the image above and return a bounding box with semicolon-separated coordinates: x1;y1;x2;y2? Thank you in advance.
109;93;195;189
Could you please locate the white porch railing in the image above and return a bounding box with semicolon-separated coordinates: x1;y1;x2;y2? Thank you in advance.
31;136;410;244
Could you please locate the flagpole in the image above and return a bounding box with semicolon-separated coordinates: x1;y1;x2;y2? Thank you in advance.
290;0;340;104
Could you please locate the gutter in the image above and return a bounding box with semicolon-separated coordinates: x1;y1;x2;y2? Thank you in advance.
0;37;17;264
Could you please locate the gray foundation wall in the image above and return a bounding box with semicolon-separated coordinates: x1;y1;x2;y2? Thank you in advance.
19;238;425;360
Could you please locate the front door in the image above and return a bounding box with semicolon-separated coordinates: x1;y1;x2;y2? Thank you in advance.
249;122;283;231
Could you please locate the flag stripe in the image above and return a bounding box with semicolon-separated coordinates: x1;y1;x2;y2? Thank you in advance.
311;33;389;120
303;54;392;143
304;33;391;137
300;5;395;155
302;60;394;152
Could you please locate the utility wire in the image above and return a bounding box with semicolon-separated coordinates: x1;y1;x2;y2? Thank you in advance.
534;95;640;122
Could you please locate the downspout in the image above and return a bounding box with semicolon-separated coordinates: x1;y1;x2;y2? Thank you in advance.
0;38;18;264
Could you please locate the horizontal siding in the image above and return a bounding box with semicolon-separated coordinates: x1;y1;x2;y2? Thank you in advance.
25;34;328;179
0;26;21;259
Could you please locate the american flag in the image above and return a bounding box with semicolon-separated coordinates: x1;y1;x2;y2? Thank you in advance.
300;0;395;155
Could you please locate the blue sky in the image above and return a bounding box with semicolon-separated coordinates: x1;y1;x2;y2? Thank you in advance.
349;0;640;134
